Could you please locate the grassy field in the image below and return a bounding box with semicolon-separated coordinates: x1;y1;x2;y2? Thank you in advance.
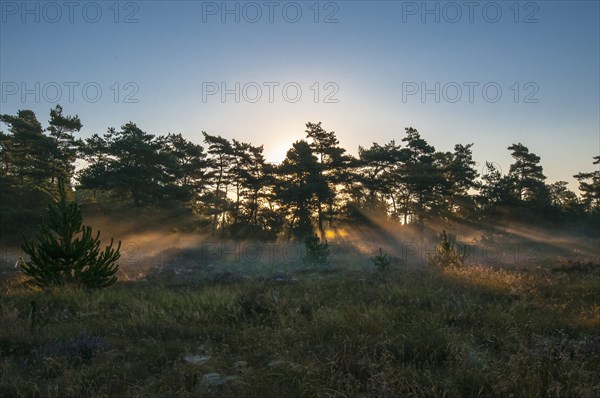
1;259;599;397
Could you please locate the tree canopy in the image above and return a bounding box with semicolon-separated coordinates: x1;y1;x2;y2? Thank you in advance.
1;106;598;241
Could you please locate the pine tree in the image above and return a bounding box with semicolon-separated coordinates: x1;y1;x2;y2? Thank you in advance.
276;140;323;240
47;104;83;183
507;143;548;203
400;127;443;228
574;156;600;213
20;179;121;289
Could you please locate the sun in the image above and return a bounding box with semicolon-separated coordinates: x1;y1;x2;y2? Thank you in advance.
266;141;292;164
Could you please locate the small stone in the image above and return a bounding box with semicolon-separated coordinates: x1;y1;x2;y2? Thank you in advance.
183;354;210;365
203;372;239;385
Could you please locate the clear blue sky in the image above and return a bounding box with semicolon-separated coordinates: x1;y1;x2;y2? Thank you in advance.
1;1;598;190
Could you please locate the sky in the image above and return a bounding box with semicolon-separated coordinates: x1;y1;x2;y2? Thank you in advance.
1;0;599;191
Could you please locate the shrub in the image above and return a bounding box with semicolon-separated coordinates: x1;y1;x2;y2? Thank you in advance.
428;230;468;268
371;248;391;272
302;235;330;266
19;179;121;289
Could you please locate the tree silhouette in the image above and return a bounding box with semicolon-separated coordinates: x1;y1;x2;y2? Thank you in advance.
3;108;599;243
159;133;208;202
276;140;324;240
305;122;344;234
507;143;548;203
441;143;479;218
356;140;402;219
0;110;60;232
548;181;584;222
0;110;56;186
399;127;443;228
47;105;82;183
202;132;235;235
574;156;600;213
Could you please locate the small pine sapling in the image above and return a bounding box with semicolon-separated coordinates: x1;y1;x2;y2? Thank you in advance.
302;234;330;266
20;179;121;289
428;230;468;268
371;248;391;272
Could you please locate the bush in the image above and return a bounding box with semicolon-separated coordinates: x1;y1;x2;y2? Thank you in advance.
428;230;468;268
19;179;121;289
371;248;391;272
302;235;330;266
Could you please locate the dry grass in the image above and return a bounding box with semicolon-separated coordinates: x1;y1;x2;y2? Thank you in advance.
1;258;599;397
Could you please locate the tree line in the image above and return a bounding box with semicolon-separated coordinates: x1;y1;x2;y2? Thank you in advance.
1;106;598;240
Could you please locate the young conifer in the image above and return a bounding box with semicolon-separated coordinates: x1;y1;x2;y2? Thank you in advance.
20;179;120;289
